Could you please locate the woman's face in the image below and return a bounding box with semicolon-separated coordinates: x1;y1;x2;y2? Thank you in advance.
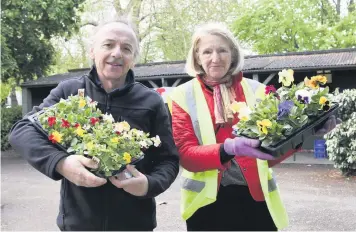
196;34;232;81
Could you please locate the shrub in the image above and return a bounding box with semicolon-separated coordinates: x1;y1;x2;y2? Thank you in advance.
1;106;22;151
325;89;356;176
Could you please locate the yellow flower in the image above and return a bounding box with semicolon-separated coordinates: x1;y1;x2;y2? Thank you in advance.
86;141;94;150
79;99;86;108
278;69;294;87
230;101;247;114
76;126;85;137
49;131;62;143
319;96;328;105
304;77;318;89
315;75;327;85
123;152;132;164
305;75;327;89
257;119;272;135
111;137;119;144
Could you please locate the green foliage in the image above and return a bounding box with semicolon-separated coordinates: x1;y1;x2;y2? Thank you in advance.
1;106;23;151
1;0;85;84
142;0;240;62
232;0;356;54
1;82;11;105
328;11;356;48
325;89;356;176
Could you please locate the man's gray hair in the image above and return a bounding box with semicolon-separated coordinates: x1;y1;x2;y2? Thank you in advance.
185;22;244;77
90;16;140;61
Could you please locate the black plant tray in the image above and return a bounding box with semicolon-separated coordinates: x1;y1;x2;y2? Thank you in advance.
237;103;339;157
27;110;144;178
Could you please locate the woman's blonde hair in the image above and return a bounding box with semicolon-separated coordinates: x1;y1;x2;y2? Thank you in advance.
185;22;244;77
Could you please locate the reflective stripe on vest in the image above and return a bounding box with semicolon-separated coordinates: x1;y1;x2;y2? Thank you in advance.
182;177;205;192
268;172;277;192
185;81;203;144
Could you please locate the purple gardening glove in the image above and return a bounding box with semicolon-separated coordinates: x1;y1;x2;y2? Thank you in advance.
223;137;275;160
314;115;342;136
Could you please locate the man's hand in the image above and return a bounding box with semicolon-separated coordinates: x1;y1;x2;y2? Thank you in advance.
56;155;107;187
109;165;149;197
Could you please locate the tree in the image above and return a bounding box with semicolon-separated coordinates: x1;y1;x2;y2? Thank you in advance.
0;82;11;106
232;0;356;54
1;0;85;105
51;0;241;67
147;0;240;61
49;33;92;75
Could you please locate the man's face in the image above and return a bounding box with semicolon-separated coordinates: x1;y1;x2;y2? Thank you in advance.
90;22;137;82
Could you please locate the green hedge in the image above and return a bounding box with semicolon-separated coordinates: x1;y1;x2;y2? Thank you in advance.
1;106;22;151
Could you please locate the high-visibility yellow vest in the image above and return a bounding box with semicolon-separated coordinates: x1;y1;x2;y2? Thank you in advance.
168;77;289;230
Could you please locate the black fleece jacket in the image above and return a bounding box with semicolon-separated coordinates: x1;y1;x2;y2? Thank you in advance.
9;67;180;231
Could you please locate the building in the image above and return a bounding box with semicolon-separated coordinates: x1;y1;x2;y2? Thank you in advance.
21;48;356;150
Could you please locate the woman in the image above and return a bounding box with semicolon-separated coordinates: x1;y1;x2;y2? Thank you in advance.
169;23;338;231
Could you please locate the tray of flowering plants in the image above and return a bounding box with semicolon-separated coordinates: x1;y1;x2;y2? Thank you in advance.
232;69;339;157
27;89;161;178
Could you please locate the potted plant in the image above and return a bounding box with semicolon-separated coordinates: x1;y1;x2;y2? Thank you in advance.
232;69;339;157
28;89;161;177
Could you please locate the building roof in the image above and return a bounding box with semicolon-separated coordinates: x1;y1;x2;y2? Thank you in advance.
22;48;356;87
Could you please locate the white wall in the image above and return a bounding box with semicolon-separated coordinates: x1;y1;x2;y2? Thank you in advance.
6;90;22;106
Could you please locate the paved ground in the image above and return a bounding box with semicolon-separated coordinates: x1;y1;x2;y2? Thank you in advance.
1;150;356;231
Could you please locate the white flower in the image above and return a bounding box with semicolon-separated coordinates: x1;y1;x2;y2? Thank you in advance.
122;133;132;140
134;129;144;138
87;97;98;108
139;140;148;148
114;122;124;133
102;113;115;123
238;107;252;121
295;89;312;104
83;124;91;130
278;69;294;87
122;121;130;131
152;135;161;147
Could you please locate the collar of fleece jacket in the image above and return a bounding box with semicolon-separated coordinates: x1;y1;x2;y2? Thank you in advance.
87;65;136;95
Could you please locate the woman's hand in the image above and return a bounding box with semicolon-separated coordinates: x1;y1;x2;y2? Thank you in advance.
223;137;275;160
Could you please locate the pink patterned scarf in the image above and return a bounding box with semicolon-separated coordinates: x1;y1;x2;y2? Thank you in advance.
201;75;236;126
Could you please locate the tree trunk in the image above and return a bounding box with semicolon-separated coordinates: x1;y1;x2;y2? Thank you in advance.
349;0;355;12
336;0;341;16
10;86;18;106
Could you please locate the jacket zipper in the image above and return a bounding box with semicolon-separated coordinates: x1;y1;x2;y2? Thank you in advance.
103;94;110;230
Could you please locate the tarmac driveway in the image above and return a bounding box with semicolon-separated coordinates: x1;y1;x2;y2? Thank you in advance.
1;150;356;231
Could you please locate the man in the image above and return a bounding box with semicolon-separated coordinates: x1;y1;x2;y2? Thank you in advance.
9;18;180;231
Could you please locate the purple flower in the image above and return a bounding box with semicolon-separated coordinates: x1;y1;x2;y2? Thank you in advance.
277;100;294;120
295;89;311;104
297;95;310;104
